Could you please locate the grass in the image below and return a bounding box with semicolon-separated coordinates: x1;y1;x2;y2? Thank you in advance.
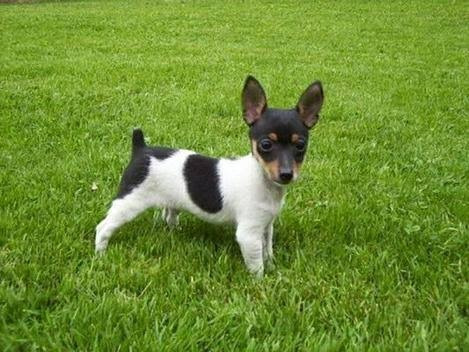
0;0;468;350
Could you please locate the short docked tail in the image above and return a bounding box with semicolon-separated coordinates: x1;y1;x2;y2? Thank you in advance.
132;128;146;153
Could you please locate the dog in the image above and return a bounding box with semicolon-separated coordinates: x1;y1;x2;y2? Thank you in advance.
95;76;324;277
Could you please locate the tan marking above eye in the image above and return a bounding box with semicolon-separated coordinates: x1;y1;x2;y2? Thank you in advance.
291;134;300;143
268;133;278;142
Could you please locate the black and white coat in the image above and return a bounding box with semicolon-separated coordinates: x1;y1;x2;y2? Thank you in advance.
96;76;324;277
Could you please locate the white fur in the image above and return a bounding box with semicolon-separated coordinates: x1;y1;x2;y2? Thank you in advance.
95;151;285;277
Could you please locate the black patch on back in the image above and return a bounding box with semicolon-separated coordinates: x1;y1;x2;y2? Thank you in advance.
116;146;175;198
183;154;223;213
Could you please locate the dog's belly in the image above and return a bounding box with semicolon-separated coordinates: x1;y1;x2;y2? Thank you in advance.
183;205;234;224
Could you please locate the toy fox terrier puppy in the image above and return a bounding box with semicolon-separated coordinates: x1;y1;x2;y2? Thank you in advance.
95;76;324;277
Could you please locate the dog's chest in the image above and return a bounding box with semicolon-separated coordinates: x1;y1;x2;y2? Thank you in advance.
218;156;285;219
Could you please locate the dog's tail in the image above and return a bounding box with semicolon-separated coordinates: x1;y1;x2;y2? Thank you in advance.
132;128;146;154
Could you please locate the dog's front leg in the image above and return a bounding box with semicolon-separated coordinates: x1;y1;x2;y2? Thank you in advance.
236;222;266;278
263;221;275;270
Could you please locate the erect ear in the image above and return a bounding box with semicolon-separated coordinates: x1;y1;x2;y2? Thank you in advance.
296;81;324;128
241;75;267;125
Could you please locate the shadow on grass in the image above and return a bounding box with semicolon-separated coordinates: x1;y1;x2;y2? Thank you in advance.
109;210;238;256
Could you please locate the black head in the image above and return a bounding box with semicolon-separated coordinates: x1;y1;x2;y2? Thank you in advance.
241;75;324;185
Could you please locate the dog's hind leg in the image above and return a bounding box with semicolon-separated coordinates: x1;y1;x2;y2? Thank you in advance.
162;208;179;227
95;193;152;253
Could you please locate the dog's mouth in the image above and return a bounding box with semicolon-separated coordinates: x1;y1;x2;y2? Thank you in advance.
273;178;293;186
252;152;298;186
270;171;298;186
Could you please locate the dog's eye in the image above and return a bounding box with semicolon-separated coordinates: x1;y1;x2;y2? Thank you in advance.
259;139;273;152
295;140;306;152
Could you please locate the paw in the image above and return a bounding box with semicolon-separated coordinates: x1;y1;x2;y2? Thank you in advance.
247;264;264;279
95;240;108;253
265;258;276;272
252;268;264;280
166;215;179;227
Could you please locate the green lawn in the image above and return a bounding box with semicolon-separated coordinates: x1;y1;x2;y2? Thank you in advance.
1;0;468;350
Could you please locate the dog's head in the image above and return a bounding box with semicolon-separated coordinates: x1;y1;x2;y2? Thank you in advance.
241;76;324;185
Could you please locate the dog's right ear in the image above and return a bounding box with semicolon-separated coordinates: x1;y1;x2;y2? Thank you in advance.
242;76;267;125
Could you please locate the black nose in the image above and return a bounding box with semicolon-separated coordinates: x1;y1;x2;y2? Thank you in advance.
279;171;293;182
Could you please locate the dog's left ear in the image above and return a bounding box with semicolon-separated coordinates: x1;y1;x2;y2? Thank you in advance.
296;81;324;128
242;75;267;125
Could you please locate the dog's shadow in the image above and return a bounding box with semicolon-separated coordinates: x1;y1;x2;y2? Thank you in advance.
110;209;238;257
